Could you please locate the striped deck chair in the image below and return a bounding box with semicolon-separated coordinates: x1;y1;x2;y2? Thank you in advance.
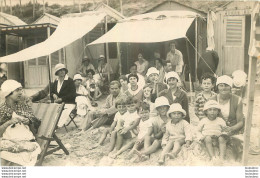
32;103;69;166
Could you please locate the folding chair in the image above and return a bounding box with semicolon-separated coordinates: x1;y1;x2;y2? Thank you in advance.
31;103;69;166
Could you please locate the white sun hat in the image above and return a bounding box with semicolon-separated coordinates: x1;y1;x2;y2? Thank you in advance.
54;63;68;75
1;80;22;98
232;70;247;87
164;71;180;83
73;74;83;81
146;67;159;77
167;103;186;117
216;75;233;87
203;100;221;111
154;96;170;108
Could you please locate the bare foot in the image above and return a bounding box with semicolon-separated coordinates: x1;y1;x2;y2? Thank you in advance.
108;152;117;159
88;143;99;150
166;153;177;159
140;155;149;162
133;149;142;158
158;157;165;165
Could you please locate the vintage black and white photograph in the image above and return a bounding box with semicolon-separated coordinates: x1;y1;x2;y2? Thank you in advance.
0;0;260;168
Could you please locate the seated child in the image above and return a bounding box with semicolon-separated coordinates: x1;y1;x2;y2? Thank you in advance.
89;97;127;152
197;100;227;160
72;96;94;121
159;103;192;164
109;96;141;158
143;84;157;117
87;79;102;107
126;102;154;160
195;73;216;120
119;75;128;93
134;96;170;161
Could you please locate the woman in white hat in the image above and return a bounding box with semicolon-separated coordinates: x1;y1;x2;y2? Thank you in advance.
211;75;244;136
0;80;41;166
73;74;88;96
158;71;190;123
146;67;167;102
51;63;76;104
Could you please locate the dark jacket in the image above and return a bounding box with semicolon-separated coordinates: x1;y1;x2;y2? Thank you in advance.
158;87;190;123
51;77;76;104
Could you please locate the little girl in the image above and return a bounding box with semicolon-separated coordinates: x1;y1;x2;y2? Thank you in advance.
197;100;227;160
87;79;102;107
143;84;157;117
159;103;192;164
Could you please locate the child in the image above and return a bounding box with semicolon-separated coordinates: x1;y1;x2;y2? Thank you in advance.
73;96;94;121
195;73;216;120
119;75;128;93
74;74;88;96
159;103;192;164
134;96;170;161
197;100;227;160
127;102;153;160
89;97;127;152
143;84;157;117
87;79;102;107
109;96;141;158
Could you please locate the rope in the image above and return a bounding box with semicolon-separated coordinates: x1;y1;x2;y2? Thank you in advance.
186;38;217;77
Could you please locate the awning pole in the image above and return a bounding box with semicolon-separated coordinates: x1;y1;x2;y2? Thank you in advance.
47;26;53;102
195;16;198;81
242;57;257;166
117;42;122;75
105;15;111;82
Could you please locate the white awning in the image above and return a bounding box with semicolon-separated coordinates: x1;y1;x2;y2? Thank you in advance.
88;11;198;45
0;11;106;63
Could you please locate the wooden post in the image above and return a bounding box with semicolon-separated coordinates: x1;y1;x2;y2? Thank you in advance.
78;0;81;13
242;56;258;166
195;16;198;81
117;42;122;75
43;0;45;14
9;0;12;14
47;26;52;81
1;0;3;12
119;0;123;15
105;13;110;82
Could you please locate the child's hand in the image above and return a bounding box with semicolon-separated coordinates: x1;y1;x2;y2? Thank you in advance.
119;128;128;135
223;126;233;133
185;141;191;148
161;126;166;133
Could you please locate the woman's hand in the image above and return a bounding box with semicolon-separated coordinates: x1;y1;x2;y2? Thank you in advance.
54;98;62;103
119;128;129;135
223;126;234;134
9;117;20;125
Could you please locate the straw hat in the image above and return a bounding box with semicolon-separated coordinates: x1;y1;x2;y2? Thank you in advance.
146;67;159;77
216;75;233;87
1;80;22;98
98;55;105;60
232;70;247;87
54;63;68;76
167;103;186;117
203;100;221;111
154;96;170;108
82;56;90;62
73;74;83;81
164;71;180;83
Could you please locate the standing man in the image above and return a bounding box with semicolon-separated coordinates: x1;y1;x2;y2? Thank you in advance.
166;41;184;76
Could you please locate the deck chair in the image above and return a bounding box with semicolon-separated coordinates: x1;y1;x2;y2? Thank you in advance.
31;103;69;166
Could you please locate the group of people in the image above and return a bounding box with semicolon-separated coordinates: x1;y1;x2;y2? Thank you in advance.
0;42;247;166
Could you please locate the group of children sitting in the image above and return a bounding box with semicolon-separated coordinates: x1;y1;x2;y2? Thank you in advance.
70;68;247;164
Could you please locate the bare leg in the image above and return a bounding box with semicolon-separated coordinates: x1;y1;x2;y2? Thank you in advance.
108;131;117;153
218;136;227;160
168;139;185;158
141;139;161;156
80;111;95;131
158;140;175;164
115;132;124;150
111;139;136;158
204;136;215;159
144;135;153;149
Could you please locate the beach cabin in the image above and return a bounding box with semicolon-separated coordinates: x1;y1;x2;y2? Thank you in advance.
213;1;257;75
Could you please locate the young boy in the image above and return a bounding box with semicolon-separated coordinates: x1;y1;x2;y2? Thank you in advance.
109;96;141;158
159;103;192;164
126;102;153;160
195;73;216;120
87;79;102;107
197;100;227;160
134;96;170;161
89;97;127;153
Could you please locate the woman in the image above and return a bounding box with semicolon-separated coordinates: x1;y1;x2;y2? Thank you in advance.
125;74;143;105
51;63;76;127
0;80;41;166
211;75;244;135
146;67;167;102
158;71;190;123
135;53;149;76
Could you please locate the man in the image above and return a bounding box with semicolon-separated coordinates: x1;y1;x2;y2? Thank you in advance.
78;56;95;77
80;81;126;131
166;42;184;76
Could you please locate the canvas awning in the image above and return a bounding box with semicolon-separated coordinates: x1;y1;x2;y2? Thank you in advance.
88;11;199;45
0;11;106;63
